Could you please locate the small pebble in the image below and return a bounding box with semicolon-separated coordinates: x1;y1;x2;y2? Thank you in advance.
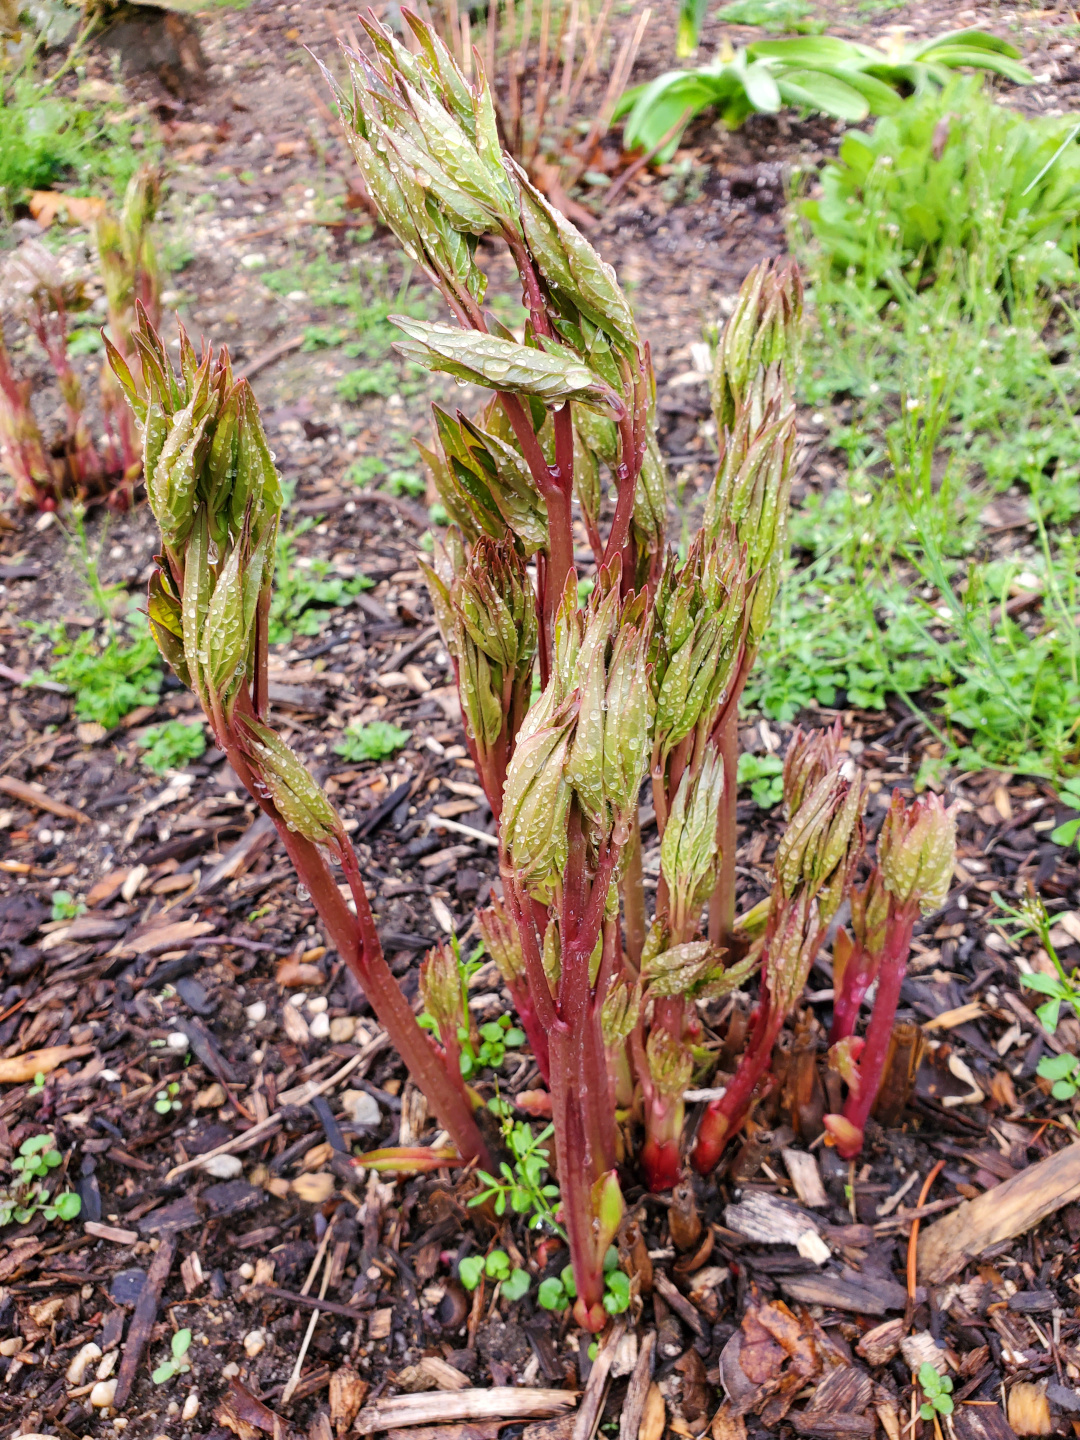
201;1153;243;1180
96;1350;119;1379
245;1000;267;1025
243;1330;266;1358
90;1379;117;1408
341;1089;380;1127
309;1012;330;1039
222;1362;240;1378
307;995;328;1013
182;1391;200;1422
166;1032;190;1053
329;1016;356;1043
239;1263;255;1280
66;1341;102;1384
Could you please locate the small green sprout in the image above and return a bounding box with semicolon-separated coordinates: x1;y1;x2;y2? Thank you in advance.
458;1248;531;1301
1037;1052;1080;1101
334;721;412;762
137;720;207;774
29;1071;46;1095
918;1362;953;1419
51;890;85;922
155;1082;182;1116
536;1249;628;1315
1052;778;1080;847
1;1135;81;1227
152;1328;192;1384
737;751;784;809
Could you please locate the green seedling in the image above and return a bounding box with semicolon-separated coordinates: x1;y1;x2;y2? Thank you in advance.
32;616;162;730
917;1362;954;1420
992;892;1080;1034
51;890;84;922
155;1082;182;1116
1051;778;1080;847
537;1248;628;1316
269;528;373;645
138;720;207;774
458;1248;531;1299
334;721;411;762
737;752;784;808
344;456;387;487
1;1135;81;1226
1036;1052;1080;1101
469;1116;563;1235
151;1328;192;1385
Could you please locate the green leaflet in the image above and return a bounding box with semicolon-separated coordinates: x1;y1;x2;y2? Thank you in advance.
239;716;342;845
390;318;620;411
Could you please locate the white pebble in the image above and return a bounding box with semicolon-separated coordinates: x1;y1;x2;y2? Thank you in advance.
96;1349;118;1379
201;1154;243;1180
240;253;266;269
341;1089;380;1127
243;1330;265;1358
182;1391;200;1422
239;1262;255;1279
307;995;328;1014
90;1379;117;1408
222;1362;240;1378
66;1341;102;1384
245;1000;267;1025
309;1012;330;1039
166;1032;190;1053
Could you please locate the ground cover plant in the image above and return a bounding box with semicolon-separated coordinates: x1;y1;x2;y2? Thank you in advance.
115;12;957;1333
754;77;1080;783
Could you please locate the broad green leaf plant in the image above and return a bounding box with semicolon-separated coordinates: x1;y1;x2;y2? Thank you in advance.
616;30;1030;162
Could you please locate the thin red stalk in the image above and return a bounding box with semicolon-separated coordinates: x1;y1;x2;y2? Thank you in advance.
621;814;646;969
829;944;878;1046
548;1026;606;1330
207;687;492;1171
641;994;685;1191
835;901;918;1158
691;999;781;1174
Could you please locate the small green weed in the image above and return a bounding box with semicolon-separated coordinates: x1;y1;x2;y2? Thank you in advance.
269;528;372;644
1;1135;81;1227
382;469;426;498
51;891;84;922
1051;778;1080;847
337;363;400;402
917;1364;954;1421
1037;1051;1080;1101
155;1082;182;1116
33;616;162;730
469;1112;563;1234
459;1249;531;1300
151;1329;192;1385
537;1248;630;1316
138;720;207;774
737;752;784;808
334;721;411;762
343;456;387;487
715;0;820;32
992;892;1080;1033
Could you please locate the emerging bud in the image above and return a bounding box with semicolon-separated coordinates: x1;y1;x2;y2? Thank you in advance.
711;258;803;434
660;749;725;938
566;579;655;847
601;975;641;1047
237;718;342;846
501;696;576;901
822;1113;863;1156
877;791;956;914
849;868;889;959
783;719;843;820
827;1036;864;1096
420;940;464;1044
773;765;864;923
765;888;824;1017
476;895;525;989
645;1026;693;1100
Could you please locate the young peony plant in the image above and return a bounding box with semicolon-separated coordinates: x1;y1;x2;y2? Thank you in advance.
112;9;957;1338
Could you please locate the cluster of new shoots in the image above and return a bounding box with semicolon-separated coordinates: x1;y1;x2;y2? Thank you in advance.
0;168;160;510
110;11;958;1337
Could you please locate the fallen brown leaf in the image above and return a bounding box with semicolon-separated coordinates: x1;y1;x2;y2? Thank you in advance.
0;1044;94;1084
28;191;107;228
